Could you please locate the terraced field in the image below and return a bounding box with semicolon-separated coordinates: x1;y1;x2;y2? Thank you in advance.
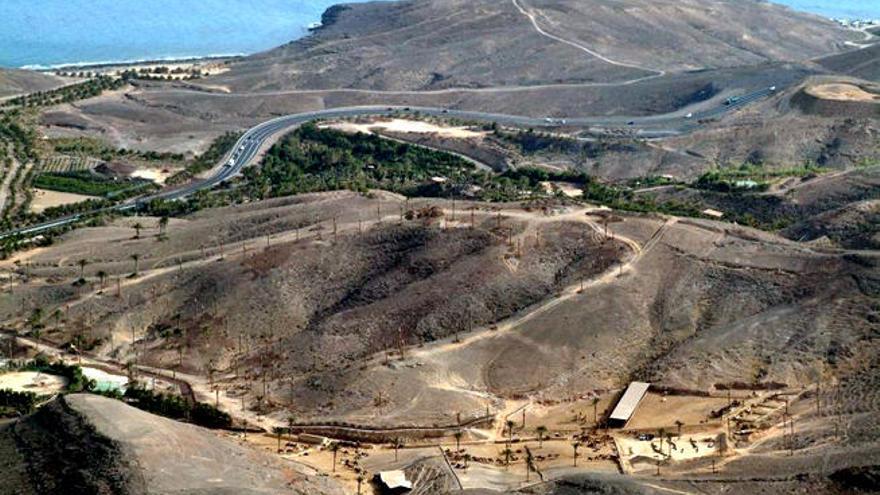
39;155;102;174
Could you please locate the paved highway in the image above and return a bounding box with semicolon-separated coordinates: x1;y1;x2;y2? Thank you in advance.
0;88;775;240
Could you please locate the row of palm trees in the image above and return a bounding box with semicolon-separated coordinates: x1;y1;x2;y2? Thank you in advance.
71;216;169;284
75;254;140;283
131;216;169;240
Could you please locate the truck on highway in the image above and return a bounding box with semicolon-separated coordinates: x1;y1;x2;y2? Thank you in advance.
725;96;741;106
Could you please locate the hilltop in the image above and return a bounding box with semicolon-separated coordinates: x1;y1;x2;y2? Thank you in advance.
211;0;854;92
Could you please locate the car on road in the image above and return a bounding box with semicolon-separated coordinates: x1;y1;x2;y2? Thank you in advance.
685;112;693;119
725;96;741;106
627;121;635;126
769;85;777;92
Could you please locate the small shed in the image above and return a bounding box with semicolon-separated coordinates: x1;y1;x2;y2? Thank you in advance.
702;208;724;219
376;470;412;494
608;382;651;428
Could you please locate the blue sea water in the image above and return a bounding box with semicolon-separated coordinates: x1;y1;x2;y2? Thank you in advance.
771;0;880;20
0;0;878;69
0;0;367;69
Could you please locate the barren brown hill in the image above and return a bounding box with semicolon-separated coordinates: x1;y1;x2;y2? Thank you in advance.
0;394;342;495
2;190;879;491
208;0;854;92
0;68;67;99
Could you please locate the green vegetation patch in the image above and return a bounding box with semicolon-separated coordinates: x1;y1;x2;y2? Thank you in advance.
50;137;185;163
246;123;477;198
33;171;153;198
0;389;38;416
694;163;827;193
1;75;126;109
99;385;232;429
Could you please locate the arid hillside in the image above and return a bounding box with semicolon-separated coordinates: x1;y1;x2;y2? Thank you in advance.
0;394;342;495
0;69;67;99
2;191;879;491
209;0;854;92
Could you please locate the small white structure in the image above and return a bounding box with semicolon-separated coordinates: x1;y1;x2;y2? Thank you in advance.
377;470;412;493
702;209;724;219
608;382;651;428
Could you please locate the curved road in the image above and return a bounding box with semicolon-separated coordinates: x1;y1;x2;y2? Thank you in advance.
0;90;773;240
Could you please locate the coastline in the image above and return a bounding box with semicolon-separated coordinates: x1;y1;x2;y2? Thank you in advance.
24;3;355;73
27;54;243;73
3;1;366;71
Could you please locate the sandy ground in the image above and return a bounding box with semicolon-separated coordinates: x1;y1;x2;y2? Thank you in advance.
0;371;68;394
806;83;880;102
129;168;174;185
541;181;584;198
325;118;486;139
242;432;380;494
101;61;230;79
617;433;719;463
243;431;617;494
30;188;98;213
625;393;731;431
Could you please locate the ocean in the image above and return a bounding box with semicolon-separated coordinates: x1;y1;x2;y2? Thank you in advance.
0;0;368;69
772;0;880;19
1;0;878;70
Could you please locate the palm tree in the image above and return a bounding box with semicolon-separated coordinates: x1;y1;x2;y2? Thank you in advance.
287;415;296;443
132;222;144;239
506;419;516;447
592;397;601;425
502;447;513;468
273;426;283;452
674;420;684;437
356;474;364;495
158;216;169;237
97;270;107;289
454;430;463;451
658;428;666;453
572;441;581;467
77;259;88;279
330;442;340;472
536;425;548;448
130;254;140;276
